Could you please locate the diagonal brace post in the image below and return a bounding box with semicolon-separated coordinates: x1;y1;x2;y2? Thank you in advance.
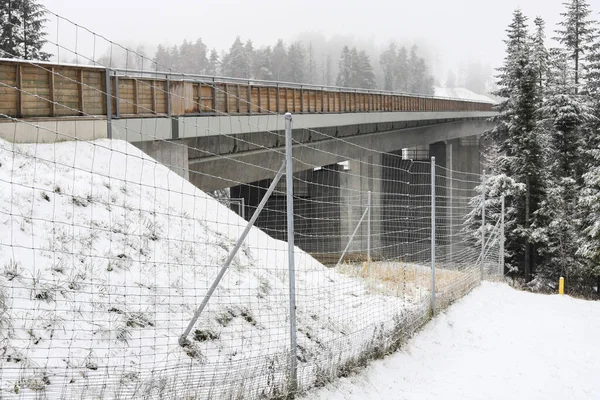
336;205;370;268
179;161;286;346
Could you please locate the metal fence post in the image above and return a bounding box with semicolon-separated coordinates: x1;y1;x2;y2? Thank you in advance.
431;156;436;316
481;170;486;281
179;162;286;345
105;68;112;139
500;194;505;276
285;112;298;393
367;190;372;263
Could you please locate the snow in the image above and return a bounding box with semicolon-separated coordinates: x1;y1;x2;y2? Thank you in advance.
304;282;600;400
435;87;496;103
0;138;450;398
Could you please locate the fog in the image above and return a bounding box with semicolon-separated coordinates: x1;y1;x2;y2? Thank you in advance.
41;0;600;85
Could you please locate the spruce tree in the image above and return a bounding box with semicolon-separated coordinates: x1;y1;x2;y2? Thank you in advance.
0;0;49;60
336;46;352;87
380;43;397;91
486;9;544;279
555;0;597;92
20;0;48;60
206;48;220;76
286;42;306;83
532;17;549;92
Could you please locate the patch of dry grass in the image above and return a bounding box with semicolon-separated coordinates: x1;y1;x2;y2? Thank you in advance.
337;261;478;301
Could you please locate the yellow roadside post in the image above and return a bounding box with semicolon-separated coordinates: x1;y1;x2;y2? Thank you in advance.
559;277;565;295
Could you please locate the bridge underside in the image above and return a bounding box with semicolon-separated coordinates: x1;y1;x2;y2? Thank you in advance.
131;116;492;192
130;116;489;263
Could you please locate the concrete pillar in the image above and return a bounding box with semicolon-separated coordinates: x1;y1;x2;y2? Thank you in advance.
444;135;481;267
339;154;382;261
134;140;190;180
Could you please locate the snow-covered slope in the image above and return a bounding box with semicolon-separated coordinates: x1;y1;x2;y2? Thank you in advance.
0;139;426;399
435;87;496;103
305;282;600;400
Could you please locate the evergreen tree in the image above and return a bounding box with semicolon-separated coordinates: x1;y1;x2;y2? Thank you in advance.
532;17;549;92
380;43;397;91
356;50;376;89
206;48;220;75
336;46;352;87
272;39;287;81
286;42;306;83
221;36;249;78
154;44;170;70
0;0;49;60
395;46;409;91
252;46;273;80
555;0;597;92
487;9;544;280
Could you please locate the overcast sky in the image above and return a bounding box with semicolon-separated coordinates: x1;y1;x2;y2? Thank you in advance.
42;0;600;76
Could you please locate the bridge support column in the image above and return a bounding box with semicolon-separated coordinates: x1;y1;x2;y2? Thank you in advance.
339;154;382;262
428;136;481;267
134;140;190;180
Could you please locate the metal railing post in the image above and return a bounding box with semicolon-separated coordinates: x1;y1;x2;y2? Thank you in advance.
104;68;112;139
367;190;372;263
481;170;486;281
179;162;286;345
431;156;436;316
114;73;120;118
285;113;298;393
500;194;505;276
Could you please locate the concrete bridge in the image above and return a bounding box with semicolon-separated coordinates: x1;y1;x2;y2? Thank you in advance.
0;58;496;261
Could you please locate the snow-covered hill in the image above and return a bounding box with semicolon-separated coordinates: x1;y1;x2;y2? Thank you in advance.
305;282;600;400
0;138;431;399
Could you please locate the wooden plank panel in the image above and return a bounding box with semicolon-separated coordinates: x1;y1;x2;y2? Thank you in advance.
215;83;226;113
136;80;153;115
201;85;213;112
239;85;249;114
118;79;135;115
251;87;260;113
53;67;79;116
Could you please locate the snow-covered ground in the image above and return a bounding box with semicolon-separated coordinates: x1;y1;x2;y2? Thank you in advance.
304;282;600;400
0;138;478;399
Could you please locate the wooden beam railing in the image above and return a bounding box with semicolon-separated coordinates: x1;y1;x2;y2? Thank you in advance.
0;58;494;120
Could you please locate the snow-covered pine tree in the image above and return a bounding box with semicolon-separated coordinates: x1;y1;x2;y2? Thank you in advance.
356;50;376;89
272;40;287;81
221;37;249;78
395;46;409;91
0;0;23;58
380;43;397;91
286;42;306;83
206;48;220;76
532;17;549;92
336;46;352;87
20;0;49;60
485;9;544;280
533;47;593;288
555;0;598;93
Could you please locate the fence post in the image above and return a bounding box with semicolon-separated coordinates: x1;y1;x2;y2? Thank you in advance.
285;112;298;393
500;194;505;276
481;169;486;281
179;162;286;345
431;156;436;316
367;190;371;263
105;68;112;139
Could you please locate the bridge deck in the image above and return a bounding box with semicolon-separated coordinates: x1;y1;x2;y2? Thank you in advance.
0;58;493;121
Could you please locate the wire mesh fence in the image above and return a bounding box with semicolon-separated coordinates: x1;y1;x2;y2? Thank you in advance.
0;9;502;400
